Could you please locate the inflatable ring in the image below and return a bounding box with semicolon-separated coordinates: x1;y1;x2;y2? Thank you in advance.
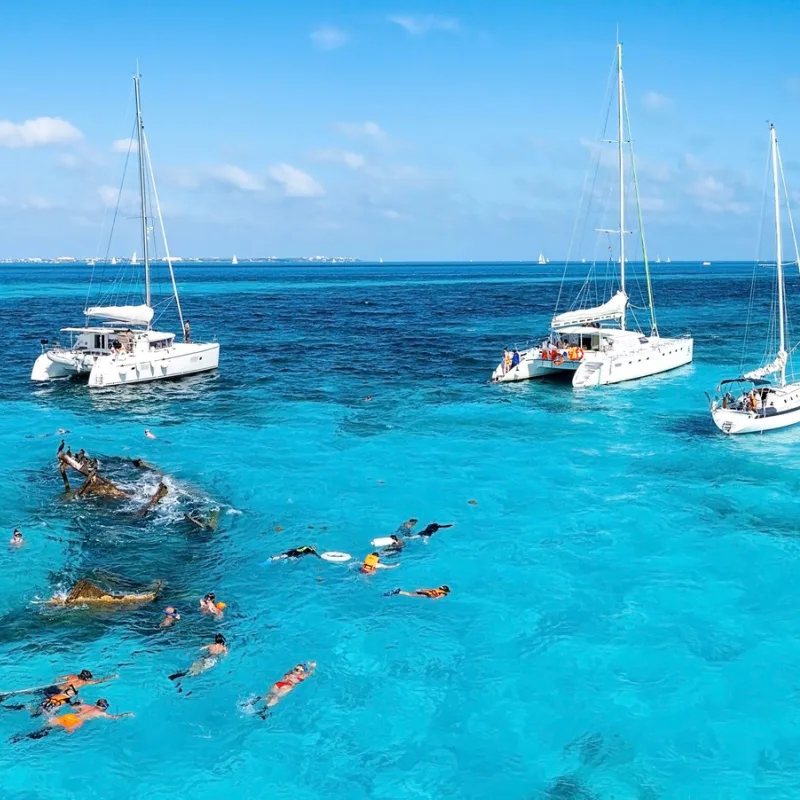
575;347;584;360
553;354;565;366
320;551;351;563
550;349;559;361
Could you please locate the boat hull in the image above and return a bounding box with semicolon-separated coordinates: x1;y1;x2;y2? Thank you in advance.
711;383;800;434
493;337;693;387
87;342;220;388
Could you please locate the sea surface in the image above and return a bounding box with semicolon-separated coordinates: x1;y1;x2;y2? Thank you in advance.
1;260;799;800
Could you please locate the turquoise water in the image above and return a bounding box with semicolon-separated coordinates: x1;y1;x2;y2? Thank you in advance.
1;260;799;799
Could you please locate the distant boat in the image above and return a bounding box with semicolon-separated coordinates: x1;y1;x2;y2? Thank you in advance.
379;257;383;264
581;258;586;263
131;251;138;265
666;257;671;264
538;252;546;265
110;256;117;265
232;254;238;265
702;261;711;266
655;255;661;264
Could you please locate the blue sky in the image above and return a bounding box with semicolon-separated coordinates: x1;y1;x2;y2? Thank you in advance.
1;0;800;260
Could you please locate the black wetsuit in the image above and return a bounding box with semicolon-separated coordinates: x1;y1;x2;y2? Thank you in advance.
417;523;453;538
274;546;320;560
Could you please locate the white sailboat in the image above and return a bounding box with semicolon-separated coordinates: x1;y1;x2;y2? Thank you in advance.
232;254;238;265
110;256;117;265
710;124;800;434
655;255;661;264
538;252;547;265
131;251;138;265
492;42;693;388
32;73;220;388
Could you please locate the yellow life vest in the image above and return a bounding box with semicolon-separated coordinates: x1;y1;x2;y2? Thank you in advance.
362;554;380;573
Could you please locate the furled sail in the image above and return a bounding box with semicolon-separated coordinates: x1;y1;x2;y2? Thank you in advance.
551;291;628;329
84;304;153;326
743;350;787;381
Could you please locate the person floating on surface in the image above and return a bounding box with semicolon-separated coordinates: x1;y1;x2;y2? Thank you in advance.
0;670;117;704
395;518;418;535
404;522;454;540
263;662;316;710
380;535;405;554
9;529;22;547
200;593;225;617
10;698;133;742
385;585;451;599
2;684;79;716
161;607;181;628
144;429;157;440
361;552;399;574
270;545;320;561
169;634;228;689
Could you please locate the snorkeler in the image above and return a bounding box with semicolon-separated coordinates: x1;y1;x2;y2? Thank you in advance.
405;522;453;540
10;698;133;742
360;552;400;574
385;585;451;599
199;593;226;616
2;684;79;716
9;529;22;547
145;429;157;439
263;661;316;709
270;545;321;561
395;518;418;535
0;670;117;703
161;607;181;627
169;634;228;689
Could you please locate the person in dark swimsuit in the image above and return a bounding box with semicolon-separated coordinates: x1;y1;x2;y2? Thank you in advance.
270;546;320;561
405;522;454;539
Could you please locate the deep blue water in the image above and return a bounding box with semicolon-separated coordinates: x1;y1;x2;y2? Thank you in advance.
1;260;799;799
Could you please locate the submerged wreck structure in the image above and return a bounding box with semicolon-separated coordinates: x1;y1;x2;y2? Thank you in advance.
48;578;162;607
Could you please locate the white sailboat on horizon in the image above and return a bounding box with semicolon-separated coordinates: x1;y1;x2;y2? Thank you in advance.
31;72;220;388
131;251;138;265
232;254;238;265
492;42;693;388
538;252;547;265
709;124;800;434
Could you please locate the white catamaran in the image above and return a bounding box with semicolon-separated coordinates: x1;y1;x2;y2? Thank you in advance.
709;124;800;434
31;73;220;388
492;43;692;387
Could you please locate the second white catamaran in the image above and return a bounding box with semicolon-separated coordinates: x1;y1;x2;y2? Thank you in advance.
31;73;219;388
492;43;693;387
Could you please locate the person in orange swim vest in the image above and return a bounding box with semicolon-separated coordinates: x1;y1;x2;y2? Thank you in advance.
360;552;399;574
10;698;133;742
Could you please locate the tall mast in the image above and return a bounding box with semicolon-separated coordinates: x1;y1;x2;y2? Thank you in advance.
134;73;151;312
617;42;626;330
771;123;786;386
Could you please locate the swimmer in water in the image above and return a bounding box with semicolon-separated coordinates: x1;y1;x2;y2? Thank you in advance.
360;552;400;574
263;661;316;710
144;429;157;440
395;518;418;535
0;670;117;704
161;607;181;628
9;529;22;547
405;522;453;540
199;593;225;617
2;684;79;717
169;634;228;689
10;698;133;742
270;545;321;561
385;585;451;599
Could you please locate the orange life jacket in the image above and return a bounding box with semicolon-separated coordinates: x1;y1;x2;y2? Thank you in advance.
361;554;380;574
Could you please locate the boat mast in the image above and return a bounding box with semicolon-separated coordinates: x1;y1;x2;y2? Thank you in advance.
617;42;626;331
134;73;151;313
771;123;786;386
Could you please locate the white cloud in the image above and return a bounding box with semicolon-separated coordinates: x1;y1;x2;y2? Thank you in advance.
310;26;349;50
334;121;387;141
688;175;747;214
0;117;82;148
57;153;79;169
98;184;139;213
112;137;138;153
378;208;410;220
388;14;459;35
206;164;264;191
642;91;672;111
311;148;366;169
268;164;324;197
22;195;55;211
639;196;666;212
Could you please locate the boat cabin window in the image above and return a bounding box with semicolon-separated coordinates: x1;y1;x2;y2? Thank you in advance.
639;336;647;344
94;334;105;349
150;338;173;350
591;335;600;350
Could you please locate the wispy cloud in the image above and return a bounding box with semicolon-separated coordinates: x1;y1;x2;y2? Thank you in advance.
388;14;459;35
642;91;672;112
170;164;265;192
112;137;138;153
268;164;324;197
310;25;349;50
334;121;387;141
311;148;366;169
688;175;748;214
0;117;82;148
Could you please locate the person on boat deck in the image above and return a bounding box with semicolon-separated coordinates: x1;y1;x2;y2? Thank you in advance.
183;320;191;343
503;349;511;373
511;350;520;367
270;545;320;561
